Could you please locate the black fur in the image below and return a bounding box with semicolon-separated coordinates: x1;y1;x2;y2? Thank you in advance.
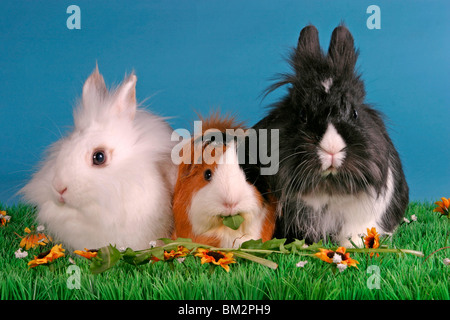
252;24;409;243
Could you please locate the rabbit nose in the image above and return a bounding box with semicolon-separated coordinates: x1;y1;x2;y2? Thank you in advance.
52;178;67;195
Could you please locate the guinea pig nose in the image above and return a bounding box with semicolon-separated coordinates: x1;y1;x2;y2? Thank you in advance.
223;202;238;210
58;187;68;195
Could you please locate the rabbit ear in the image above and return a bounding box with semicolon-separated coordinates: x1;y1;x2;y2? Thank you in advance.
112;73;137;120
82;64;107;105
296;24;321;58
327;25;357;72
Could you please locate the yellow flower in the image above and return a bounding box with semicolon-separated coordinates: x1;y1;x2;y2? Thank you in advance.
364;227;380;258
28;244;65;268
0;210;10;227
163;246;190;261
74;248;98;259
19;226;52;250
315;247;359;269
434;197;449;217
195;248;236;272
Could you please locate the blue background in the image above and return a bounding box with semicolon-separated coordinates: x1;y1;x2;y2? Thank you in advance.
0;0;448;204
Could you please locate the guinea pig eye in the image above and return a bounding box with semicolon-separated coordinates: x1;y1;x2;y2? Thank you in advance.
92;150;107;166
203;169;212;181
352;108;358;120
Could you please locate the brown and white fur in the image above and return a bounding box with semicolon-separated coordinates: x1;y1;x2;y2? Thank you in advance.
172;115;277;248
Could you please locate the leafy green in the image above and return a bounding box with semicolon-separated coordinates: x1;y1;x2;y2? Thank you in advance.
90;245;122;275
222;214;244;230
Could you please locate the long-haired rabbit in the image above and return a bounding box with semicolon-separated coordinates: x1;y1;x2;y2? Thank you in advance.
253;24;409;246
21;66;177;250
172;114;277;248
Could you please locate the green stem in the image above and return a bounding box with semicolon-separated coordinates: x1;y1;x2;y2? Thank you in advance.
445;219;450;247
344;247;424;257
423;246;450;264
232;251;278;270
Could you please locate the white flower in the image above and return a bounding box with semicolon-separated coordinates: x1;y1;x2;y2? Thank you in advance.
14;248;28;259
443;258;450;266
176;257;186;264
69;257;76;264
332;253;342;264
302;244;309;249
149;241;157;248
337;263;347;272
411;214;417;222
296;260;308;268
36;225;45;232
118;246;126;252
403;217;410;224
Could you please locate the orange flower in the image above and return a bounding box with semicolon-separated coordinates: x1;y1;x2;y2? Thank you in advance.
74;248;98;259
434;197;449;217
164;246;190;261
364;227;380;257
315;248;335;264
28;244;65;268
315;247;359;269
0;210;11;227
19;227;52;250
195;248;236;272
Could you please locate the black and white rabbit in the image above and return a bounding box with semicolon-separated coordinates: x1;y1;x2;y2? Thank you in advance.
253;24;409;246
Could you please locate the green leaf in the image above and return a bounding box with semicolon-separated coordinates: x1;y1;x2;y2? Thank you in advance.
150;247;165;261
262;238;287;251
240;239;264;250
239;238;288;257
233;251;278;270
222;214;244;230
160;238;193;245
121;247;137;265
90;245;122;275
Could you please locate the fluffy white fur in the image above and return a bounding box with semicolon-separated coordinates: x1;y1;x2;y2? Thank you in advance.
301;167;394;246
21;67;177;250
188;142;267;248
302;124;395;246
318;124;347;173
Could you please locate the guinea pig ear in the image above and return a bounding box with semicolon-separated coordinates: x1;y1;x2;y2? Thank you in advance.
82;64;107;106
111;72;137;120
296;24;321;58
327;24;358;73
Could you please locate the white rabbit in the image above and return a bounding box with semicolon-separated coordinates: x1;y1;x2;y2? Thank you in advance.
21;66;177;250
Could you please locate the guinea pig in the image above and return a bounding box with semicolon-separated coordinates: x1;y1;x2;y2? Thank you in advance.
172;114;277;248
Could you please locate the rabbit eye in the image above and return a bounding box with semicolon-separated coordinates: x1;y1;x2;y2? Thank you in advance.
92;150;107;166
352;109;358;120
204;169;213;181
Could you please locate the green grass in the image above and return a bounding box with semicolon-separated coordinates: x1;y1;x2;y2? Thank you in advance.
0;202;449;300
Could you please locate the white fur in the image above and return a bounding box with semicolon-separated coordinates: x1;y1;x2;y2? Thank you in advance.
301;167;395;246
321;78;333;93
21;69;177;250
188;141;267;248
318;124;346;173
